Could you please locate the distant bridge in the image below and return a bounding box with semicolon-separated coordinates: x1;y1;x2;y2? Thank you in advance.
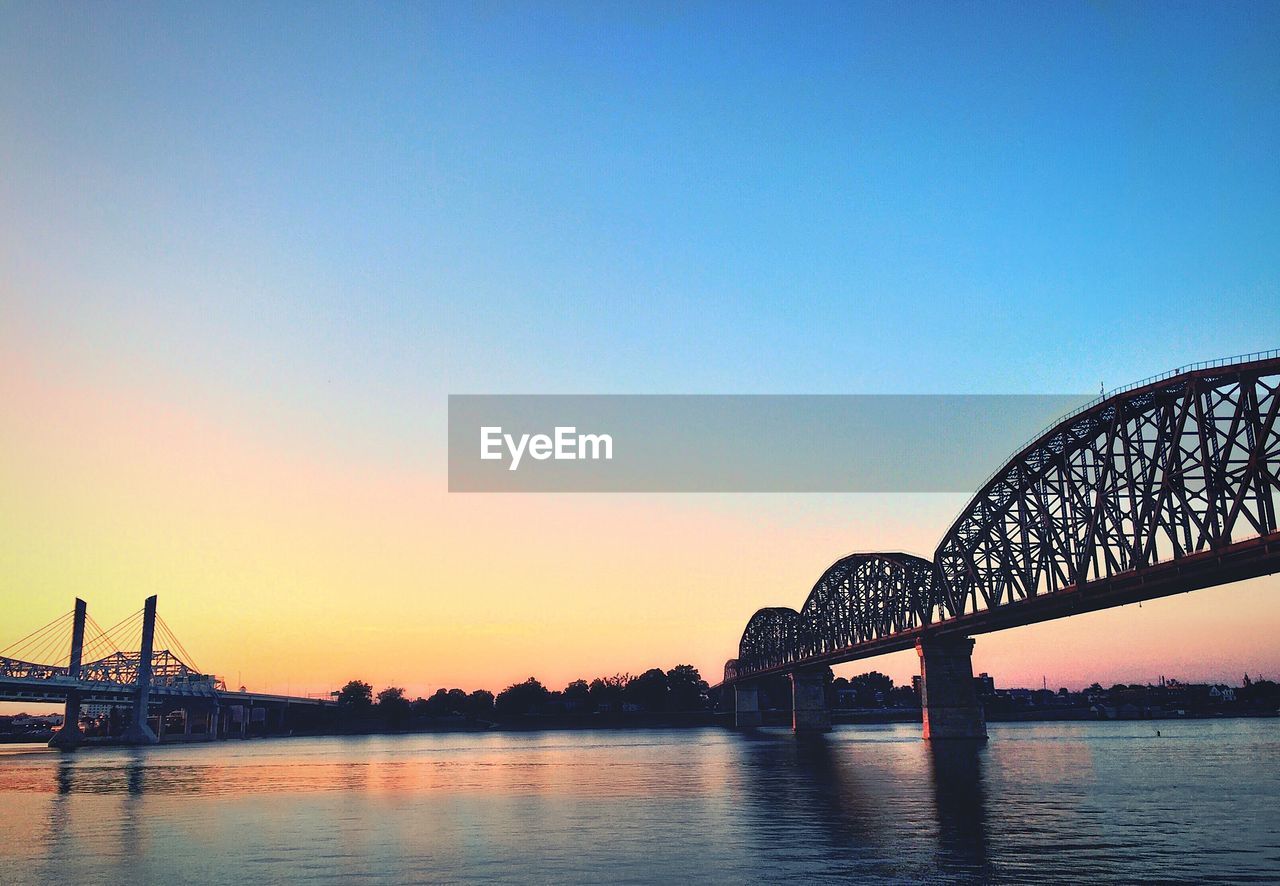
722;351;1280;738
1;595;330;746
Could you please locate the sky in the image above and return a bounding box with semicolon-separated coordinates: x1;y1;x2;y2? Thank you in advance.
2;2;1279;705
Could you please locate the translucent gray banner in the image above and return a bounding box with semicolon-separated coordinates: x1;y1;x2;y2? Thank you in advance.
448;394;1091;492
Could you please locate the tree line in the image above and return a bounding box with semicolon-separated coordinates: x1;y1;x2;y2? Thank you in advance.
333;664;712;728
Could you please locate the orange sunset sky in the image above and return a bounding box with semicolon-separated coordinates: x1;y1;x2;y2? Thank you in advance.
3;5;1279;708
4;333;1277;704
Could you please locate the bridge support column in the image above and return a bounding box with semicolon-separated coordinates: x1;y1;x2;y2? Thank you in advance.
791;669;831;733
123;595;159;745
48;689;83;750
917;637;986;741
733;682;762;728
49;598;87;750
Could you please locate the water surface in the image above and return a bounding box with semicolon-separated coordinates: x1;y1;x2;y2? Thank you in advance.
1;720;1277;883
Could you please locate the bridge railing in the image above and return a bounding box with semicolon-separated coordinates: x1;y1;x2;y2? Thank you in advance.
970;347;1280;498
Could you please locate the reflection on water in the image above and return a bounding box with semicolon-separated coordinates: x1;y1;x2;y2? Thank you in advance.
929;740;989;882
0;720;1277;884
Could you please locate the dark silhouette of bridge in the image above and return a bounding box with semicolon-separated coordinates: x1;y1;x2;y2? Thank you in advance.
1;595;330;747
721;351;1280;738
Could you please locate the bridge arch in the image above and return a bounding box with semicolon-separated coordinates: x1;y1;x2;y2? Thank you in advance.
799;552;938;657
722;659;741;684
723;354;1280;735
737;607;801;673
934;355;1280;616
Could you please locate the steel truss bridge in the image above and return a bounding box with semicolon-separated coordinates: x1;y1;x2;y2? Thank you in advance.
1;595;330;745
724;352;1280;728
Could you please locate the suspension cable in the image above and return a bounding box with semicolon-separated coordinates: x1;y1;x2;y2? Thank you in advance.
0;610;73;659
156;614;202;673
10;615;75;666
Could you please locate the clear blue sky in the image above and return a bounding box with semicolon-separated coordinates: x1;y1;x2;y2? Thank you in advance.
4;3;1277;424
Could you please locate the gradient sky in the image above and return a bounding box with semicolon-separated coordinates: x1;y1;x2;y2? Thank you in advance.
2;2;1279;704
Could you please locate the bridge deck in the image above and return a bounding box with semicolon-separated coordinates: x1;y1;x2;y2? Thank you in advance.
0;678;331;707
720;529;1280;687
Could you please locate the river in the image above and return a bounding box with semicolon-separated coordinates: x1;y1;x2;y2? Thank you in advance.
0;720;1277;883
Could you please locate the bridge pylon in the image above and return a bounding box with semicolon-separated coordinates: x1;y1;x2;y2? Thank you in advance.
121;595;159;745
48;598;87;750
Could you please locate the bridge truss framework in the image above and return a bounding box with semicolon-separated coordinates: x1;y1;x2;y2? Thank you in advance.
726;352;1280;737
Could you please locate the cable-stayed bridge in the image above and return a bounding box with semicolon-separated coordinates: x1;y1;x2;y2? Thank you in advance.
1;595;330;747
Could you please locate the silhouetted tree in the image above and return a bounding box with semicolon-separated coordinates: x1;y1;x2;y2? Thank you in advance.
422;688;452;717
588;674;629;711
666;665;709;711
337;680;373;710
626;668;669;712
1239;679;1279;710
377;686;411;728
466;689;495;719
495;677;550;718
849;671;893;707
377;686;406;706
888;686;919;708
563;679;591;709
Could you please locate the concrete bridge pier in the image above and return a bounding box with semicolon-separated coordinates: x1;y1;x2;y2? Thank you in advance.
49;598;87;750
48;688;83;749
791;669;831;733
916;637;987;740
733;681;763;727
122;595;159;745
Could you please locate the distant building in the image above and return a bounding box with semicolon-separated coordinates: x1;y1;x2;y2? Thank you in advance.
1006;688;1033;706
834;687;859;708
8;714;62;728
1209;685;1236;702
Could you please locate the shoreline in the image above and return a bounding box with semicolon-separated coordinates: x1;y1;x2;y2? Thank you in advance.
4;708;1275;748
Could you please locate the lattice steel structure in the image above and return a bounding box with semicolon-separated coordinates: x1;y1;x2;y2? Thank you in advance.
0;597;330;747
0;649;223;691
723;659;741;684
0;657;66;681
78;650;224;691
727;352;1280;682
737;553;938;674
798;553;938;655
737;607;801;674
935;354;1280;616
